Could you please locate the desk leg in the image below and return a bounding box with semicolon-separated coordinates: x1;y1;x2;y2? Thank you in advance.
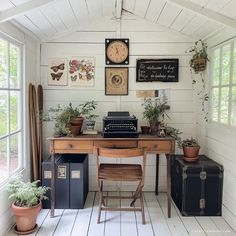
155;154;159;195
50;153;55;218
166;154;171;218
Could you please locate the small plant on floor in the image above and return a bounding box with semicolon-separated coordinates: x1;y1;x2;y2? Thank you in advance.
6;174;49;233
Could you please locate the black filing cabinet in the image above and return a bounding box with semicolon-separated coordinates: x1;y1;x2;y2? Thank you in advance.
171;155;223;216
69;154;89;209
42;154;88;209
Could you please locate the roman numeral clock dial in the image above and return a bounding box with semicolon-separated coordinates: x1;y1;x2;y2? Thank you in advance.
105;39;129;65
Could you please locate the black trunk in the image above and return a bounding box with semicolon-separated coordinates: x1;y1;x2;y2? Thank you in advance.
171;155;223;216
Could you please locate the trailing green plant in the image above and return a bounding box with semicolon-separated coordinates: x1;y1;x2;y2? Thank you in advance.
142;97;170;123
81;101;99;121
6;174;49;207
45;101;98;136
187;39;209;73
166;126;183;149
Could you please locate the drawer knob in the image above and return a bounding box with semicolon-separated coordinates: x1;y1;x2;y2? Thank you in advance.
69;144;73;148
153;144;158;148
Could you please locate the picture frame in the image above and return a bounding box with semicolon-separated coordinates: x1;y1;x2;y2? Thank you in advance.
48;58;68;86
136;59;179;82
105;67;128;95
68;57;95;87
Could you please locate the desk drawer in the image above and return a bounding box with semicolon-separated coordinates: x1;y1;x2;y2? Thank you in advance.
138;141;171;153
53;141;93;151
94;140;137;148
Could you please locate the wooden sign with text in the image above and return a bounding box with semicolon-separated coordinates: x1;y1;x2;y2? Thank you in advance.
136;59;179;82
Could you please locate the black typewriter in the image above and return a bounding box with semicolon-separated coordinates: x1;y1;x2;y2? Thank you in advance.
102;111;139;138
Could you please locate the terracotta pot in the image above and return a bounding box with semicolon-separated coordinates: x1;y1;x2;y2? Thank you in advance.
141;126;150;134
69;117;84;136
70;117;84;126
149;121;160;135
183;146;200;162
12;201;41;233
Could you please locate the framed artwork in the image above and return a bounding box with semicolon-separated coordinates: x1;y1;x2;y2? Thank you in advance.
105;67;128;95
136;59;179;82
68;57;95;86
48;58;68;86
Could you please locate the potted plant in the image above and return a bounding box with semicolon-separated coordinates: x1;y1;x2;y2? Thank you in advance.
46;101;97;136
6;174;49;234
142;97;170;134
182;137;200;162
81;101;99;131
187;39;209;73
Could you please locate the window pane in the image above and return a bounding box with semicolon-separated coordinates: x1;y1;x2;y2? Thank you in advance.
222;44;231;85
231;86;236;126
213;48;220;86
10;91;20;132
0;91;8;137
233;42;236;84
10;133;21;173
220;87;229;123
212;88;219;122
10;44;20;89
0;138;8;182
0;39;8;88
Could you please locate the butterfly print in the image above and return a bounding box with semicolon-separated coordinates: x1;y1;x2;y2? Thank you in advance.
70;75;77;81
51;72;63;81
50;63;65;72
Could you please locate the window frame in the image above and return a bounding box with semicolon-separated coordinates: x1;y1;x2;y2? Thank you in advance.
210;38;236;127
0;32;24;187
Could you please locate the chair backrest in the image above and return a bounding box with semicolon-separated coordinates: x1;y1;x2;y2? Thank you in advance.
93;146;147;181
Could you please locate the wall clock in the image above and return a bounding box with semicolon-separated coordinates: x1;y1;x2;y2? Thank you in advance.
105;39;129;65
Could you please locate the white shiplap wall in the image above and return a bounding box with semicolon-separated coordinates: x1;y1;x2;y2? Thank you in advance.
40;15;197;192
203;28;236;230
0;22;39;236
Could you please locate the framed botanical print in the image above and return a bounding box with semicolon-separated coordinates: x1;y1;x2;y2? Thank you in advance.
68;57;95;86
105;67;128;95
48;58;68;86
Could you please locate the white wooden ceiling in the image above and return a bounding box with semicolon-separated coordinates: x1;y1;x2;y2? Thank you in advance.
0;0;236;41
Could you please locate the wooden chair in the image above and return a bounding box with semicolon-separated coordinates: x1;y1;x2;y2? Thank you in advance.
94;147;147;224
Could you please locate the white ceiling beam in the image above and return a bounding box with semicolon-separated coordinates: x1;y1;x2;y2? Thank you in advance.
115;0;123;19
0;0;54;23
167;0;236;29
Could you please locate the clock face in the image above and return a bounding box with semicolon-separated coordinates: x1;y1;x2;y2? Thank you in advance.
106;39;129;65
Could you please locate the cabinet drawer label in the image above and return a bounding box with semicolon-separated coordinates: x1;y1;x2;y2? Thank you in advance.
58;165;67;179
44;170;52;179
71;170;80;179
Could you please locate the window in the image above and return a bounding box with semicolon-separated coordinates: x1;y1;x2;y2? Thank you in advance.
211;39;236;126
0;34;23;184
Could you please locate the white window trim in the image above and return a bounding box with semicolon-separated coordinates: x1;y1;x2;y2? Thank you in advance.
0;32;24;187
210;37;236;128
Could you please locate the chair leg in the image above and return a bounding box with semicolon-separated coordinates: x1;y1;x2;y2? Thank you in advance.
97;180;103;223
130;181;143;207
140;192;145;224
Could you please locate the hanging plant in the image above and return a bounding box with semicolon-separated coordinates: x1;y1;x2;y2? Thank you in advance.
187;39;209;73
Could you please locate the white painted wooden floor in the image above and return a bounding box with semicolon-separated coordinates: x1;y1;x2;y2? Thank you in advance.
7;192;236;236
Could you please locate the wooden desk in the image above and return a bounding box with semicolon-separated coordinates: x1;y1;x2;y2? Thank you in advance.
48;134;175;218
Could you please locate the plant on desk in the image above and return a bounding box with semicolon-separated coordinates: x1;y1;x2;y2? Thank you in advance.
142;96;170;135
82;101;99;131
45;101;98;136
6;174;49;234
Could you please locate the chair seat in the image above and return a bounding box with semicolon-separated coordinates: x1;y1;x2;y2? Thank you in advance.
99;164;142;181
